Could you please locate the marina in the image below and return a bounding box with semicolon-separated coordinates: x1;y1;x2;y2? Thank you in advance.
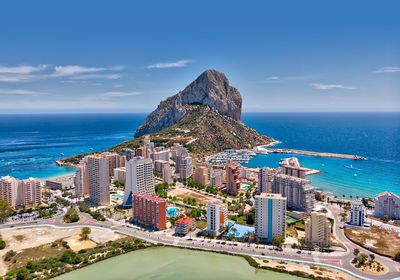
208;149;256;165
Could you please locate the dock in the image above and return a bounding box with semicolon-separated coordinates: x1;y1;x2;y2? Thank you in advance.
263;148;367;160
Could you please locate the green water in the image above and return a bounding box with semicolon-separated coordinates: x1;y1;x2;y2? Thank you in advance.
55;247;303;280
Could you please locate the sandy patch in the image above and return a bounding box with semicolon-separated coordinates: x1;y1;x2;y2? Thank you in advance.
64;235;97;251
255;258;356;280
0;226;124;275
168;187;221;204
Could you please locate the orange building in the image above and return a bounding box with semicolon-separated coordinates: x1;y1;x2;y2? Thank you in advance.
226;160;241;196
132;193;167;230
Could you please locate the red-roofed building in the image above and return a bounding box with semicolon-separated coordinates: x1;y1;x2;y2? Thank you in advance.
175;216;196;236
132;193;167;230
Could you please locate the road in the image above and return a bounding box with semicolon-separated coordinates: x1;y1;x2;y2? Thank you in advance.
1;209;399;280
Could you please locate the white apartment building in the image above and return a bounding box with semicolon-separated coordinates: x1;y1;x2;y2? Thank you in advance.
305;212;331;248
124;156;155;207
349;202;365;226
207;201;227;236
210;169;224;187
374;192;400;220
179;156;193;180
87;155;110;206
255;193;286;243
272;174;315;212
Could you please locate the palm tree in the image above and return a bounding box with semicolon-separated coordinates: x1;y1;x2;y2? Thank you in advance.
80;227;91;240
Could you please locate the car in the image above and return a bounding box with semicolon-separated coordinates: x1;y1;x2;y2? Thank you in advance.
261;253;265;256
296;250;302;254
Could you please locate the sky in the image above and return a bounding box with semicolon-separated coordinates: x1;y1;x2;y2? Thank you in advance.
0;0;399;113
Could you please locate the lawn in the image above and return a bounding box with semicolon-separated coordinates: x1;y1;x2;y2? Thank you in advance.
344;226;400;258
196;220;207;230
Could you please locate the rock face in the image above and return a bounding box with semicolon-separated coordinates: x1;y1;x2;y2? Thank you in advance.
135;69;242;137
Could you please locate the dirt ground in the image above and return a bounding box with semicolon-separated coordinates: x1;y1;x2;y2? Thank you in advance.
0;226;123;275
255;257;356;280
344;226;400;257
168;187;221;204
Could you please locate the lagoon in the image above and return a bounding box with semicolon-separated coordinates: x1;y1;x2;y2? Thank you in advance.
55;247;302;280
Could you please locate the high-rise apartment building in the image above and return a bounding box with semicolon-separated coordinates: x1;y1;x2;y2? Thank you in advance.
258;167;274;193
374;192;400;220
272;174;315;212
132;193;166;230
207;201;227;236
193;166;208;186
305;212;331;248
87;154;110;206
162;163;173;184
124;156;155;207
349;202;365;226
21;177;42;207
255;193;286;243
226;160;241;196
0;176;21;207
210;169;224;188
74;159;89;197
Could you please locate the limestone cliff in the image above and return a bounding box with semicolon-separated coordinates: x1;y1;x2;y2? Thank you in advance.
135;69;242;137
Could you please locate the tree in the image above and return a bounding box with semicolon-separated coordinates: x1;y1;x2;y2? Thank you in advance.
0;239;6;249
63;207;80;223
0;201;13;222
369;253;375;261
272;235;285;248
356;253;368;266
394;251;400;262
80;227;91;240
353;248;360;256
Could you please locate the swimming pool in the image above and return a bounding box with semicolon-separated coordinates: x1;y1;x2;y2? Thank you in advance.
111;193;124;200
240;184;250;190
167;207;179;218
226;221;255;238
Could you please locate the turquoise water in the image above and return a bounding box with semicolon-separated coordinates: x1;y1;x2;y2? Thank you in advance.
227;221;255;238
111;193;124;200
0;113;398;198
241;184;250;190
167;207;179;218
243;113;400;198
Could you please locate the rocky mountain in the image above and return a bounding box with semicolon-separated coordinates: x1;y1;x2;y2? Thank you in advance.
135;69;242;137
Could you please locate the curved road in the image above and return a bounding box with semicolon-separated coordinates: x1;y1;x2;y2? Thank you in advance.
1;209;399;280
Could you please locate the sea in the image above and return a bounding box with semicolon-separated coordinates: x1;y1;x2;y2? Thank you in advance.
0;113;399;198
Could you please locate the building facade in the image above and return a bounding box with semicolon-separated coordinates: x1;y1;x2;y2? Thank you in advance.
87;155;110;206
210;169;224;188
162;163;173;184
21;177;42;208
207;201;227;236
175;216;196;236
113;167;126;185
349;202;365;226
272;174;315;212
193;166;209;186
258;167;274;193
132;193;166;230
305;212;331;248
226;160;241;196
374;192;400;220
255;193;286;243
124;156;155;207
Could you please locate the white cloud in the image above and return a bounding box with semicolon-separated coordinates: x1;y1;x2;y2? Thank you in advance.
100;91;142;98
112;84;125;88
53;65;107;77
375;66;400;73
268;76;280;80
69;74;121;80
146;59;192;69
0;89;49;96
311;83;356;90
0;64;49;74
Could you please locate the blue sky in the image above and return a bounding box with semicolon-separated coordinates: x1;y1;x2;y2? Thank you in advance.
0;0;399;113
